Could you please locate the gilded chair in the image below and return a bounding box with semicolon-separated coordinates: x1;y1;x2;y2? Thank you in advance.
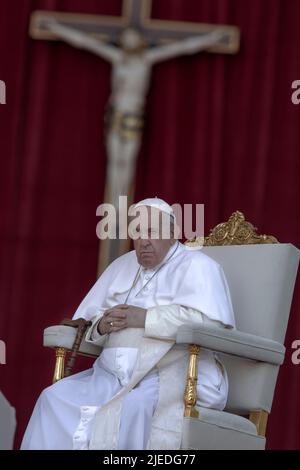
44;211;300;449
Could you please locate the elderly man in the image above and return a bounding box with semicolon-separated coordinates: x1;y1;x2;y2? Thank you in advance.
21;198;235;450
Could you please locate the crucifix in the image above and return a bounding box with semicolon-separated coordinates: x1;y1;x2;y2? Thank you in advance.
29;0;240;274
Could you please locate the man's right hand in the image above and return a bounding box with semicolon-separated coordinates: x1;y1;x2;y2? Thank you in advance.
97;304;129;335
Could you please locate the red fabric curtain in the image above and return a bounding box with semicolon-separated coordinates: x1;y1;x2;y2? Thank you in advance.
0;0;300;449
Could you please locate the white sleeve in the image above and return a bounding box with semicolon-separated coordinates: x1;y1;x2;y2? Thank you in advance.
85;313;107;347
72;255;121;320
145;304;225;340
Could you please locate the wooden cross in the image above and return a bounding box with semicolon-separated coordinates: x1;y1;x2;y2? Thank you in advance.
29;1;240;274
30;0;239;53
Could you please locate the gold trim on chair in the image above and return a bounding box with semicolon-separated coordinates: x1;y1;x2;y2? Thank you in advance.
249;410;269;437
53;347;66;383
185;210;279;248
184;345;201;418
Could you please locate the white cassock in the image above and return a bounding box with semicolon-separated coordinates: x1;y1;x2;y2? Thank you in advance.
21;241;235;450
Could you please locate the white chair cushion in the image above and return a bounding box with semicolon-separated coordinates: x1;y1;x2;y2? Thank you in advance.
197;406;257;435
44;325;101;357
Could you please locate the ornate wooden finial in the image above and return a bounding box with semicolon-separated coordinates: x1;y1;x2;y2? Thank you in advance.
185;210;279;247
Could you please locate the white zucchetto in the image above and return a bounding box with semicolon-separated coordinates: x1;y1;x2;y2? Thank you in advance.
133;197;175;221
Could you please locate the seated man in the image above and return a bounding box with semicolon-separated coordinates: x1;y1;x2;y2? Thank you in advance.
21;198;235;450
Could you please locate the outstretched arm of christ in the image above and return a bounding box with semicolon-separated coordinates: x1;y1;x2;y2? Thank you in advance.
44;19;121;63
146;30;224;65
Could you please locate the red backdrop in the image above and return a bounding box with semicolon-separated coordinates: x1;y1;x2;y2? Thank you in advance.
0;0;300;449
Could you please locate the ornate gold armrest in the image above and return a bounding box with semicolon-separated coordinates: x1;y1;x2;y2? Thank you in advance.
53;347;67;383
183;343;269;436
184;344;201;418
52;318;92;383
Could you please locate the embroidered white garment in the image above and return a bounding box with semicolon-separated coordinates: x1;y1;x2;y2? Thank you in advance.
21;242;235;450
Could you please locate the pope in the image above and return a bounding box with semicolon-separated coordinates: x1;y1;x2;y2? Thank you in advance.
21;197;235;450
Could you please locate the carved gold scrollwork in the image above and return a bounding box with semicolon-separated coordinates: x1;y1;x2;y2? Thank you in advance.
185;211;279;247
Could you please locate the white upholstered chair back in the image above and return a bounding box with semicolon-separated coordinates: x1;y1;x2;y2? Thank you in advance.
199;243;300;415
202;244;299;343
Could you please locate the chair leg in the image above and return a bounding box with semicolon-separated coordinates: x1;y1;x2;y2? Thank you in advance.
249;410;269;436
53;347;66;383
184;344;201;418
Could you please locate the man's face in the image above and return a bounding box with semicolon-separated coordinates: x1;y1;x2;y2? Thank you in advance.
133;207;176;269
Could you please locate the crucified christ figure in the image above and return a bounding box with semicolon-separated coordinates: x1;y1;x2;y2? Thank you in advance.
44;21;223;208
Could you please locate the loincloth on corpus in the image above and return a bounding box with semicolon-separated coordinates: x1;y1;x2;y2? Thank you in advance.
105;107;144;141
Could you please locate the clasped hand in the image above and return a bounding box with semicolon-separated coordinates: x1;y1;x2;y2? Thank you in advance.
97;304;147;335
